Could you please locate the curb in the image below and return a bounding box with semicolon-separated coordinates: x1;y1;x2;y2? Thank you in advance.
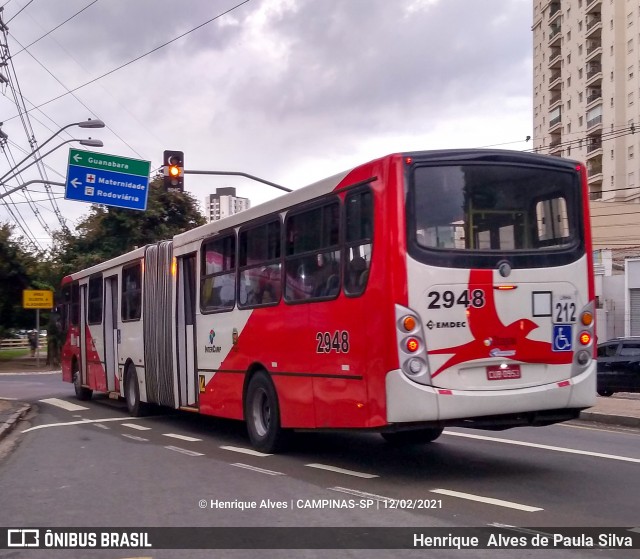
0;404;31;442
578;410;640;428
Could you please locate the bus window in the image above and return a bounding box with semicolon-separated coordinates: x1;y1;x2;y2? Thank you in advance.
87;274;103;325
285;200;340;302
122;263;142;321
238;220;281;308
345;189;373;296
201;233;236;312
412;164;577;252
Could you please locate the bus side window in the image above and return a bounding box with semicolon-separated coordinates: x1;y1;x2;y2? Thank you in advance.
201;233;236;313
344;188;373;296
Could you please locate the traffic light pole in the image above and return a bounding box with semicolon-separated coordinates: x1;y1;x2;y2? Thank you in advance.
183;170;292;193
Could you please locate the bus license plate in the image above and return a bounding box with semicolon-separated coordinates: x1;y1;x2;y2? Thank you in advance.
486;365;521;381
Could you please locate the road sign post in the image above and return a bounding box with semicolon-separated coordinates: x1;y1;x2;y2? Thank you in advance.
23;290;54;367
65;149;151;211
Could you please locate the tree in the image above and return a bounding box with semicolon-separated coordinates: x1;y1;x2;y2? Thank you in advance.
0;223;46;333
52;175;206;276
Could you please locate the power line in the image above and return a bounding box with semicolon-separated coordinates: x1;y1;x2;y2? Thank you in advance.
2;0;253;121
12;1;99;56
5;0;34;24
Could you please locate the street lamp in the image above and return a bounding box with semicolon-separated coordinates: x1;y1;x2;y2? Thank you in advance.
0;137;104;192
0;118;105;184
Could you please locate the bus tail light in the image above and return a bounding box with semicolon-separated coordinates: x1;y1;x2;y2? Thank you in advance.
572;300;595;374
395;305;431;384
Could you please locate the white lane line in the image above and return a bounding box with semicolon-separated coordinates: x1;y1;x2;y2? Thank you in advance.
93;424;110;430
305;463;378;479
164;445;204;457
39;398;88;411
163;433;202;442
330;486;392;502
0;397;17;400
220;445;272;457
122;423;151;431
122;434;149;442
444;430;640;464
1;371;61;376
22;417;143;433
431;489;543;512
231;463;285;476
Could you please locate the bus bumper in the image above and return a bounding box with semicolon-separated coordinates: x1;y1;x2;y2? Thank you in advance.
385;363;597;424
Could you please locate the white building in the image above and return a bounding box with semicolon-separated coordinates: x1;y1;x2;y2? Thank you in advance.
204;187;250;222
532;0;640;202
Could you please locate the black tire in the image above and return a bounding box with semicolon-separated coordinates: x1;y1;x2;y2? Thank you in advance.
72;362;92;401
381;427;444;446
597;389;614;397
245;371;288;453
125;365;146;417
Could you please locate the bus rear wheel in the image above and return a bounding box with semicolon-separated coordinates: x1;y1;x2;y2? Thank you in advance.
245;371;289;453
381;427;444;445
125;366;147;417
73;363;92;401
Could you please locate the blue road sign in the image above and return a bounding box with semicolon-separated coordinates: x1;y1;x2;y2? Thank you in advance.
65;149;151;211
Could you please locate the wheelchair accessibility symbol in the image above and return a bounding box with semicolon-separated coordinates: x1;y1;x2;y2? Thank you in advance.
552;324;573;352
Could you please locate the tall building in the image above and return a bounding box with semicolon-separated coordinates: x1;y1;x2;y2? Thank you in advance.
532;0;640;202
204;187;250;222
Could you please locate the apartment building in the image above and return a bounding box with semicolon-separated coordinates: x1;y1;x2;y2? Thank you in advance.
204;187;250;222
532;0;640;202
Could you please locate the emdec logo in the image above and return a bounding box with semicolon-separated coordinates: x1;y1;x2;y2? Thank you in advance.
205;329;221;353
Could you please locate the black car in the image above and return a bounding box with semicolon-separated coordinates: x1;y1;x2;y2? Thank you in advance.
596;338;640;396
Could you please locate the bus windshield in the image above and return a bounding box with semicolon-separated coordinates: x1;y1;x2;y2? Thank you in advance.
412;164;579;252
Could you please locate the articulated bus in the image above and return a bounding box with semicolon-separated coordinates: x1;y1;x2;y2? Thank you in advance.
60;149;596;452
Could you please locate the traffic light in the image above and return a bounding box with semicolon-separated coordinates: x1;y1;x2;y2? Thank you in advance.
163;150;184;192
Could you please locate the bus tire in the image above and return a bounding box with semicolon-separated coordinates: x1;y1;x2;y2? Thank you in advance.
245;371;288;453
73;362;92;401
381;427;444;445
125;366;146;417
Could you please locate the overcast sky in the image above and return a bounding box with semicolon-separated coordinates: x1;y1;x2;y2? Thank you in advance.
0;0;532;250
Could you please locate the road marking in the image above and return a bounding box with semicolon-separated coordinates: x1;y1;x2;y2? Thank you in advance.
122;423;151;431
444;430;640;464
305;463;378;479
122;434;149;442
164;445;204;457
231;463;284;476
489;524;555;537
93;424;110;430
431;489;543;512
330;486;391;502
0;397;17;400
0;371;61;376
22;417;143;433
39;398;88;411
163;433;202;442
220;445;272;457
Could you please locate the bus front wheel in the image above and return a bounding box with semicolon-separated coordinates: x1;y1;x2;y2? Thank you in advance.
381;427;444;445
73;363;92;401
245;371;289;453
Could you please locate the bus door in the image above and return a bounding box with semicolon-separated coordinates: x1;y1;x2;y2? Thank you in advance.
104;276;118;392
177;254;198;407
79;284;88;386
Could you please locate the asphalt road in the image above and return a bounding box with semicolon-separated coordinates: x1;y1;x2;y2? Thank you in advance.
1;373;639;559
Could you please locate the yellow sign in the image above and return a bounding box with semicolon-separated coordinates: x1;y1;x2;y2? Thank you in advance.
199;375;206;393
23;290;54;309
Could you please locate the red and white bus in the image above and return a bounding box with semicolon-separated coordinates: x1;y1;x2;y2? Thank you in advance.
60;149;596;452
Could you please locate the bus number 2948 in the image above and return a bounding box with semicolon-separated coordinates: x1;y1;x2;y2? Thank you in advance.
316;331;350;353
427;289;486;309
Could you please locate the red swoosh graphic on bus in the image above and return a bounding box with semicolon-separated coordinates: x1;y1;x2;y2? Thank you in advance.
429;269;572;378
